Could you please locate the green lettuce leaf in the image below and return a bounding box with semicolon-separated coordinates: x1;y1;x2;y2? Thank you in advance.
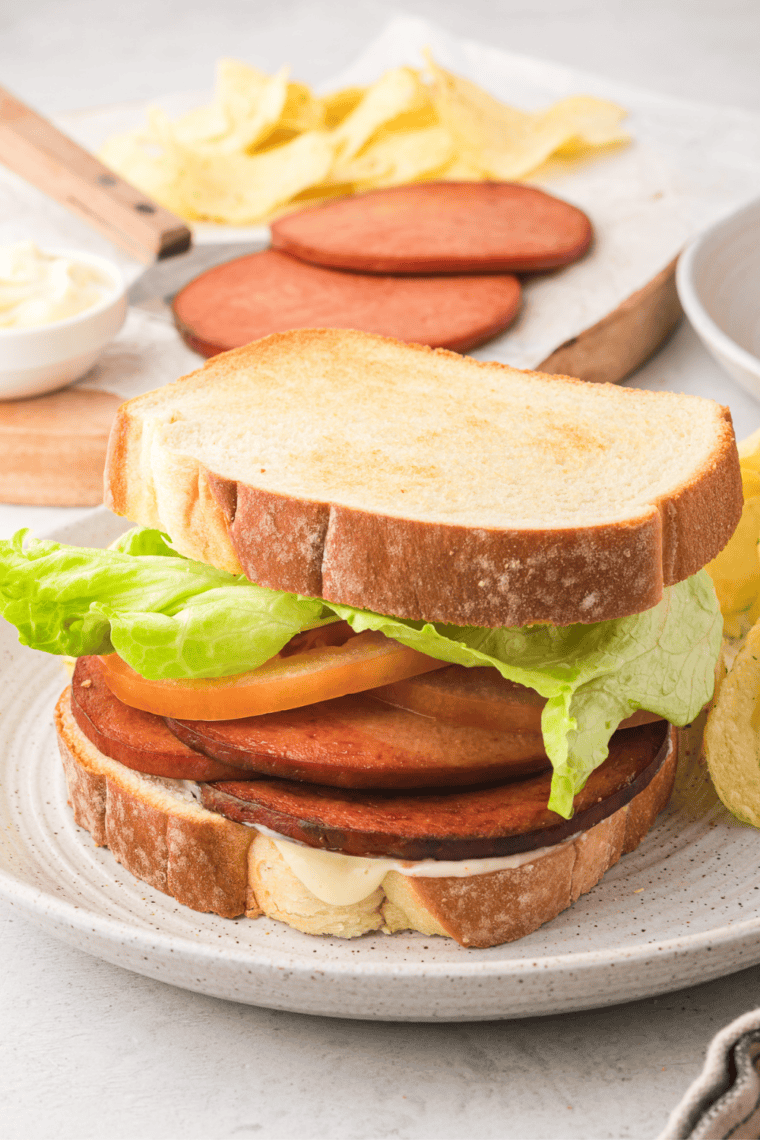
109;526;179;558
0;526;722;819
0;529;327;679
328;571;722;817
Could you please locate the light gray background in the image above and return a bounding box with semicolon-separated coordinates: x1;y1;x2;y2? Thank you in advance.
3;3;760;1138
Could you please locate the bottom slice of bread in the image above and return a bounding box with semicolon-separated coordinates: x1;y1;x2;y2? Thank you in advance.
55;688;677;948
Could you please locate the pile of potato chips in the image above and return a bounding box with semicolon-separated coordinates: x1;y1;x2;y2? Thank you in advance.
99;55;629;225
703;428;760;826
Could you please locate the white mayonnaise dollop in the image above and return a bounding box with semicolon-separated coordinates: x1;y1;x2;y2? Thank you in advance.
256;824;575;907
0;241;113;329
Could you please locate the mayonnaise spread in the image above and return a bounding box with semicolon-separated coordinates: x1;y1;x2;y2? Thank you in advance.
0;241;112;329
256;824;575;907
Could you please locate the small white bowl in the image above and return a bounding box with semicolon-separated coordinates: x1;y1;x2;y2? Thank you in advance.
0;248;127;400
677;197;760;401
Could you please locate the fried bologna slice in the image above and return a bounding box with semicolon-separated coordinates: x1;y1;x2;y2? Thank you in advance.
56;687;677;946
105;329;742;627
71;656;253;781
167;692;551;789
202;719;670;860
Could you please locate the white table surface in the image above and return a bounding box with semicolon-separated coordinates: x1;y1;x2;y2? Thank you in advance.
3;3;760;1138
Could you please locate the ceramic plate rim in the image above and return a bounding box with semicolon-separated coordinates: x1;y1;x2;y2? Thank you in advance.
3;854;760;982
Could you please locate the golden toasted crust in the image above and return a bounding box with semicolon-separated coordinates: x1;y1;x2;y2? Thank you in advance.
56;687;677;946
385;739;676;947
104;328;742;627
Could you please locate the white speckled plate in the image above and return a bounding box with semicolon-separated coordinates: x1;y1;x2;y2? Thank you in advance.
2;509;760;1022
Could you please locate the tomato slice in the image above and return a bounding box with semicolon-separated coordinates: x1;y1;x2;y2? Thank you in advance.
98;626;446;720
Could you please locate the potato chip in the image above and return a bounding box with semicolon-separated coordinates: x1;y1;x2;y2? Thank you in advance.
437;155;487;181
377;102;439;135
99;53;631;225
199;60;291;155
704;619;760;827
739;426;760;471
171;102;230;150
426;56;527;178
194;131;335;223
332;125;454;191
278;80;325;134
703;425;760;825
110;118;334;224
170;60;269;148
321;87;366;128
426;55;627;181
706;427;760;636
540;96;629;153
100;110;182;213
329;67;432;161
160;60;323;158
705;493;760;637
278;180;354;213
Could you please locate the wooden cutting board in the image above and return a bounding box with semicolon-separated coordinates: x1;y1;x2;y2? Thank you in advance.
0;84;190;507
0;255;681;507
0;387;122;506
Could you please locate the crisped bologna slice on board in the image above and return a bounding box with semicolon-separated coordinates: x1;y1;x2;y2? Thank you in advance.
171;248;521;357
202;720;673;860
270;182;593;274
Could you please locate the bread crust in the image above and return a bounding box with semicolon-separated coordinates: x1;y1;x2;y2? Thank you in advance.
56;686;677;946
388;742;675;947
56;689;254;918
104;329;742;627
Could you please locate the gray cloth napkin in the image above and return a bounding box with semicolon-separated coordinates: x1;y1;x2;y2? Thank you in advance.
661;1010;760;1140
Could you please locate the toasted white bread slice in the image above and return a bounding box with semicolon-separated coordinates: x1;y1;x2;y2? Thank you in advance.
56;687;677;947
56;688;255;919
105;329;741;627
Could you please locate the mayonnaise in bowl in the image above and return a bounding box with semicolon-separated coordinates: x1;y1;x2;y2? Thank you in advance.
0;243;126;399
0;241;116;329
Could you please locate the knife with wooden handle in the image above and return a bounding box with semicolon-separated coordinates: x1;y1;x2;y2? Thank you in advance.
0;85;192;263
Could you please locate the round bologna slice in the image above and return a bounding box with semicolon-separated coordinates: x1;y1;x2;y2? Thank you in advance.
171;248;521;358
166;691;551;790
70;656;253;782
269;182;593;275
372;664;663;734
201;719;674;861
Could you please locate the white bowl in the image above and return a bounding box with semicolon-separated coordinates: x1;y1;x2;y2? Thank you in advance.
0;249;127;400
677;198;760;401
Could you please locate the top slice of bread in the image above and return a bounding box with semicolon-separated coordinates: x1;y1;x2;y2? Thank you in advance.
105;328;742;627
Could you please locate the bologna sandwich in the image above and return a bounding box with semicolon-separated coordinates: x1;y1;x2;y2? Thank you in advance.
0;329;742;947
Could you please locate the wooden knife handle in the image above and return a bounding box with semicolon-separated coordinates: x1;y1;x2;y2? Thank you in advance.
0;85;192;262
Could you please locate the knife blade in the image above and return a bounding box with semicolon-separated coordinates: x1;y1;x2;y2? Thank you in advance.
128;238;269;320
